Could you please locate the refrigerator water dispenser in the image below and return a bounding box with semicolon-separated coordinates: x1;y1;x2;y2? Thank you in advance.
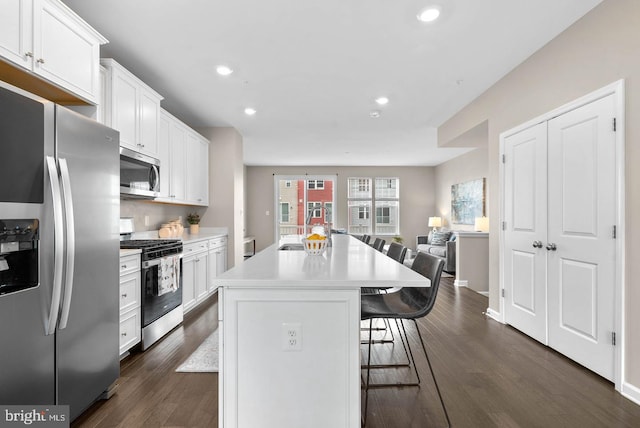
0;219;39;296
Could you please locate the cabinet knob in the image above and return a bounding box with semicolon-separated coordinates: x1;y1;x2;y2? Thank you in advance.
546;243;557;251
532;241;543;248
121;293;127;298
121;332;127;337
25;52;33;58
121;264;127;269
36;58;45;64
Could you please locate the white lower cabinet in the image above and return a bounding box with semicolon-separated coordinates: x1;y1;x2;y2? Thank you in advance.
119;253;141;356
208;236;227;294
182;241;209;314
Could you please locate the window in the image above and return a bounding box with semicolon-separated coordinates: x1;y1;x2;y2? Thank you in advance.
324;202;333;223
308;179;324;190
307;202;322;218
280;203;290;223
348;177;399;235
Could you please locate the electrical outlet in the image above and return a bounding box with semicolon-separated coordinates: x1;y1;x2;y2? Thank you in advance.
282;322;302;351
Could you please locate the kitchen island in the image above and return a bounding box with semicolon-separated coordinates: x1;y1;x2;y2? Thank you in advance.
213;234;428;428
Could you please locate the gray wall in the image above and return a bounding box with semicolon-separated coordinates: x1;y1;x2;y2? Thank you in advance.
197;127;244;268
245;166;436;252
434;147;489;231
438;0;640;389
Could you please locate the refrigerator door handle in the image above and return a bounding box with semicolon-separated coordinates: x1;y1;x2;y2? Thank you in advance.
58;158;75;329
45;156;64;335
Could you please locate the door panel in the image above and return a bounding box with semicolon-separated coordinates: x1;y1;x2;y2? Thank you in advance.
547;94;616;381
503;122;547;344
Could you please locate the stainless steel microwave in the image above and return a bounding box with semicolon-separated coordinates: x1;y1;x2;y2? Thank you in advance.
120;147;160;199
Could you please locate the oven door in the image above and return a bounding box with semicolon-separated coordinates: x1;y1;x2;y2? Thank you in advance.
141;257;182;327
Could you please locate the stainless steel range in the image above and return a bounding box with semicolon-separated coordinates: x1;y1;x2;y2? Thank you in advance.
120;239;183;350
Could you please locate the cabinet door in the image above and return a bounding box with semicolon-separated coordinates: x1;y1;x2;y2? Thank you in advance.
138;88;160;156
0;0;32;69
182;255;197;313
33;0;101;103
158;112;171;198
208;249;218;293
195;252;208;302
112;69;138;150
186;133;209;205
169;122;187;201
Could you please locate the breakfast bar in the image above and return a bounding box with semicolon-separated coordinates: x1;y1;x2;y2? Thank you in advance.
214;234;428;428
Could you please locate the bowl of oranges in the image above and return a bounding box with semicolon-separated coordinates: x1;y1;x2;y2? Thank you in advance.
302;233;327;255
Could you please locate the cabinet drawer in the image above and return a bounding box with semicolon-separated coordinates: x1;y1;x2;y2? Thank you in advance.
209;236;227;249
119;309;141;355
119;254;140;276
184;241;208;255
119;271;141;314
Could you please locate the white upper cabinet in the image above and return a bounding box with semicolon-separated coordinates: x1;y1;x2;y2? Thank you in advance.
0;0;106;104
158;108;208;206
186;132;209;206
101;58;163;158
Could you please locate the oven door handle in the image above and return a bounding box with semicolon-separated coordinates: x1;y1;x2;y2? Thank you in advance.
142;253;183;269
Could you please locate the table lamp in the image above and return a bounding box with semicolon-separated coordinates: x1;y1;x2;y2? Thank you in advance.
428;216;442;232
474;216;490;232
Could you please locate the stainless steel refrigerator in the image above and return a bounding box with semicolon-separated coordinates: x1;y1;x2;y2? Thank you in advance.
0;81;120;421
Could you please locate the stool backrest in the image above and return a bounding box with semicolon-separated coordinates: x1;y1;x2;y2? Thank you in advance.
401;252;445;318
386;242;407;264
372;238;385;252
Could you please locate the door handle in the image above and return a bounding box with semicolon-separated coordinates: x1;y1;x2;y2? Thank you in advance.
58;158;75;330
546;243;557;251
532;240;543;248
46;157;64;335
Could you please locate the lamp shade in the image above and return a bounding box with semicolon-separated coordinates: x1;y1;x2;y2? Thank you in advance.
428;216;442;228
474;216;489;232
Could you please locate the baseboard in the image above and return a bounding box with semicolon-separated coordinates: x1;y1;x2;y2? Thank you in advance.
622;381;640;406
477;291;489;297
484;307;503;323
454;279;468;287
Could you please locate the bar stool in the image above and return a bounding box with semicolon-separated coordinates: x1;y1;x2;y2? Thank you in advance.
360;252;451;427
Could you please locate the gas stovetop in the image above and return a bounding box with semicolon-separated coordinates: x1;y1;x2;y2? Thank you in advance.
120;239;183;261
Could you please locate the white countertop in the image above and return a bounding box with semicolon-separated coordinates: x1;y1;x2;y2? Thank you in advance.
214;234;428;288
119;248;141;257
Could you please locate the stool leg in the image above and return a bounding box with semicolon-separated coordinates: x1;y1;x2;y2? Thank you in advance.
413;319;451;427
362;318;374;427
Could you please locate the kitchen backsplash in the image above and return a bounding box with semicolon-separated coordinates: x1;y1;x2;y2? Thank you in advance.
120;200;203;232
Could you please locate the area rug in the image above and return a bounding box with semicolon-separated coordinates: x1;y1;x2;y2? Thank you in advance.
176;329;219;372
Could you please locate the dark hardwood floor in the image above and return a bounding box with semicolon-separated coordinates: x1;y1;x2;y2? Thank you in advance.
73;279;640;427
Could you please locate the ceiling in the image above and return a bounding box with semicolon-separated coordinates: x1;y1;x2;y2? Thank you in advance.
62;0;602;166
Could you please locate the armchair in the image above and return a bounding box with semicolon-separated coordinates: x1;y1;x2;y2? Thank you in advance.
416;231;456;273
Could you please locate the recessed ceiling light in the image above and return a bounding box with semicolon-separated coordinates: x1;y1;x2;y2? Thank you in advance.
417;7;441;23
375;97;389;106
370;110;381;118
216;65;234;76
244;107;257;116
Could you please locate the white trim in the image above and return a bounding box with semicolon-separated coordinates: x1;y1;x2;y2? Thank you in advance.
498;79;625;392
622;382;640;406
454;231;488;238
477;291;489;297
484;308;503;323
454;280;468;288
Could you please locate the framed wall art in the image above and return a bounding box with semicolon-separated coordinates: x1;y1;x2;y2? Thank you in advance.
451;178;486;225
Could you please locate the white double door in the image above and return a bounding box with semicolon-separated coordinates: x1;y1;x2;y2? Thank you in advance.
503;94;617;380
